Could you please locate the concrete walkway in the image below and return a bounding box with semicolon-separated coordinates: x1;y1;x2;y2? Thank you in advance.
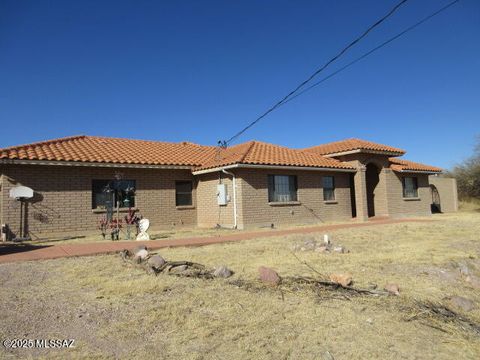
0;218;432;264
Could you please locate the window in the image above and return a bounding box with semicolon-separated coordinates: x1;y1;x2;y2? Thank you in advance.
92;180;136;209
268;175;298;202
323;176;335;201
176;181;193;206
403;177;418;198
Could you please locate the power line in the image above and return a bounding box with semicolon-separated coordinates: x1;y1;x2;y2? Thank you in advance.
221;0;410;146
280;0;461;107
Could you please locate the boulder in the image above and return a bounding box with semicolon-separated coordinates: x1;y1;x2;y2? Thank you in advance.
315;245;328;253
133;249;149;261
446;296;475;312
384;283;400;296
258;266;281;285
333;246;349;254
148;255;166;269
213;265;233;278
329;273;353;287
170;265;188;273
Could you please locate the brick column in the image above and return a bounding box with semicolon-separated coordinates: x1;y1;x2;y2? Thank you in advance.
382;168;392;217
354;166;368;221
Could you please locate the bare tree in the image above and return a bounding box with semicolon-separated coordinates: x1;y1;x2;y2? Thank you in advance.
446;137;480;200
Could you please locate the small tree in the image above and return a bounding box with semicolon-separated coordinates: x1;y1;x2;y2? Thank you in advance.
447;137;480;200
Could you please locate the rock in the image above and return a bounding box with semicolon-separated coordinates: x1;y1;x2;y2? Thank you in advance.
384;283;400;296
446;296;476;312
170;265;188;273
315;245;328;253
322;351;335;360
366;318;374;325
329;273;353;287
148;255;166;269
465;274;480;289
213;265;233;278
333;246;349;254
292;238;318;252
258;266;281;285
133;249;149;261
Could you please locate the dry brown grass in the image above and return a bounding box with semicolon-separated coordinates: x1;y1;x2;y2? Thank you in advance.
1;211;480;359
459;198;480;213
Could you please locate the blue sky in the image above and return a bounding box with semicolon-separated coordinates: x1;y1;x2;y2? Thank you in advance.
1;0;479;169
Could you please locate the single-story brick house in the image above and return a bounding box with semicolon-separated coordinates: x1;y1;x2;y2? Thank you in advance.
0;136;457;239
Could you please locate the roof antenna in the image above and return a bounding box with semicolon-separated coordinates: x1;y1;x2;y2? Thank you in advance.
217;140;227;149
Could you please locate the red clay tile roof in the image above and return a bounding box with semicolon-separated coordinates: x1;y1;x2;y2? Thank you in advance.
3;136;437;173
0;135;216;166
389;158;442;173
195;141;355;171
304;138;406;156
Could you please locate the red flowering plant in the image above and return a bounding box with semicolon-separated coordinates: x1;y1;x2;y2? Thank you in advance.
110;218;122;240
98;216;123;240
98;215;109;240
125;209;141;240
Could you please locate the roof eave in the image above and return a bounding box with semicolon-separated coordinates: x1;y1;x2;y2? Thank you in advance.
192;163;356;175
322;149;405;157
0;159;194;170
392;168;442;174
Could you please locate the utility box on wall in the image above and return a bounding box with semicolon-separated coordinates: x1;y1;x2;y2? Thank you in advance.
217;184;228;205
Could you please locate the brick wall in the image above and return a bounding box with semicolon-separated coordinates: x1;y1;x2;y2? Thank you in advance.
335;153;431;218
336;154;391;219
0;164;197;238
428;176;458;213
0;160;438;239
237;168;353;228
385;171;431;217
195;172;239;229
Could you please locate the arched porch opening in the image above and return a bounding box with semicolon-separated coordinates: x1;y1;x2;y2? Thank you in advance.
366;163;380;217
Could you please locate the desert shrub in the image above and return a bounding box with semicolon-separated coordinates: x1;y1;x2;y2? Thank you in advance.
446;137;480;200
